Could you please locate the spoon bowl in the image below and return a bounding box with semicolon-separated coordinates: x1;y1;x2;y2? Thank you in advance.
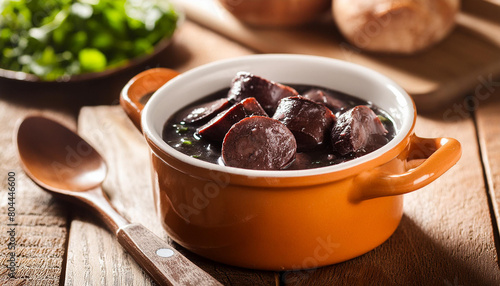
16;115;221;286
17;116;106;192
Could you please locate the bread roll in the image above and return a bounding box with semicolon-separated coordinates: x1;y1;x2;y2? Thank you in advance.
332;0;460;54
219;0;331;27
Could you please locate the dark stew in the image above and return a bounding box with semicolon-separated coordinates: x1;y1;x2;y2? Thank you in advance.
162;72;396;170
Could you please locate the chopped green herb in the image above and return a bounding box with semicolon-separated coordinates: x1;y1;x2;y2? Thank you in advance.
377;115;390;123
191;155;200;158
175;125;189;134
181;138;192;146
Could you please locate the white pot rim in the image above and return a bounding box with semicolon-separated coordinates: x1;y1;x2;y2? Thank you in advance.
142;54;415;178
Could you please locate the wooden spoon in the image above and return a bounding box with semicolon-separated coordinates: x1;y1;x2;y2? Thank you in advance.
16;115;222;286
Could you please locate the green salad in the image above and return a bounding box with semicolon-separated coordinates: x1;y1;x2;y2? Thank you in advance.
0;0;178;81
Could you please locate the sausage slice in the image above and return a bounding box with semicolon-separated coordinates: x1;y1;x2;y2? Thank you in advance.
273;96;335;151
197;97;267;142
331;105;388;155
222;116;297;170
227;72;298;115
178;98;231;123
303;89;349;114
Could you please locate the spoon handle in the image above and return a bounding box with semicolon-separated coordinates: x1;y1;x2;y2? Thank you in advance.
117;224;222;286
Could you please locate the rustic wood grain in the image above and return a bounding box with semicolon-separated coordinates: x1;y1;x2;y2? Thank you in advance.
65;106;277;285
177;0;500;112
476;89;500;246
0;97;74;285
159;21;258;73
116;224;223;286
282;110;500;285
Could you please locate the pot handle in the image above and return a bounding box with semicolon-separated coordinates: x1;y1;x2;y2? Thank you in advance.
350;134;461;202
120;68;180;132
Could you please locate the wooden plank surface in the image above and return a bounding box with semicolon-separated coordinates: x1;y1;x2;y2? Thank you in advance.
65;105;277;285
282;111;500;285
64;21;278;285
476;88;500;244
0;96;75;285
154;20;260;74
176;0;500;112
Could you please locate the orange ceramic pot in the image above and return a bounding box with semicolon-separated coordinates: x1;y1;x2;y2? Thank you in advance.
120;55;461;270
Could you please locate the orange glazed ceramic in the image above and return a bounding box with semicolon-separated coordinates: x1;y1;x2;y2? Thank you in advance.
120;55;461;270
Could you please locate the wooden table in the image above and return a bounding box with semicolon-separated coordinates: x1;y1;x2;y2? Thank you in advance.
1;20;500;285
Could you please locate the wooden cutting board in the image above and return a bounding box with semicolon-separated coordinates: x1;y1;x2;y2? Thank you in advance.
175;0;500;112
